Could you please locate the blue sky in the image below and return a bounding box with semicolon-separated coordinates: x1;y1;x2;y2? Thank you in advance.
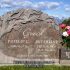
0;0;70;18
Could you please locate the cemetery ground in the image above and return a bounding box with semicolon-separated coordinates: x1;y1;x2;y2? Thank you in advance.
0;65;70;70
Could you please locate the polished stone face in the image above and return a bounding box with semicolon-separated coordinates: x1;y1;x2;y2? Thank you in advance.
1;21;61;59
0;9;62;63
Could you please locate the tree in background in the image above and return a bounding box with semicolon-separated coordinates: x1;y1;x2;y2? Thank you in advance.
62;18;70;25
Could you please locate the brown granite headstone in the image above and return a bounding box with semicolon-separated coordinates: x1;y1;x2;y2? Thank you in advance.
0;9;62;64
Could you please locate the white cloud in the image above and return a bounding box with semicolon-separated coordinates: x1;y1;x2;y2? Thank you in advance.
32;1;60;10
12;1;32;6
51;14;60;17
64;4;70;12
2;0;13;4
64;4;70;7
0;0;61;10
1;3;10;8
33;1;60;10
46;2;60;9
32;2;46;10
65;7;70;12
0;0;12;8
3;0;12;2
